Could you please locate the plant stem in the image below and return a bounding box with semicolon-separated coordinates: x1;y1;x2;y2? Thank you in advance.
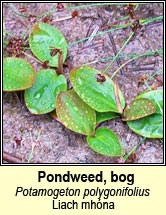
69;16;162;47
103;31;134;74
123;137;146;161
7;3;29;17
27;131;34;163
87;49;162;64
69;23;131;46
22;51;42;64
66;3;146;10
111;52;146;79
3;151;26;163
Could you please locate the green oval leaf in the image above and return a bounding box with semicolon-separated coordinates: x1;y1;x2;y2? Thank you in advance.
127;90;163;138
25;69;67;114
87;128;121;156
69;66;125;113
56;89;96;135
3;57;35;91
123;98;156;121
96;111;119;124
29;23;68;67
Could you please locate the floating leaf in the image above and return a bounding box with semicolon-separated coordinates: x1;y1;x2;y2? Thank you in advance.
56;89;96;135
3;57;35;91
69;66;125;113
25;69;67;114
123;98;156;121
87;128;121;156
96;111;119;124
29;23;67;67
127;90;163;138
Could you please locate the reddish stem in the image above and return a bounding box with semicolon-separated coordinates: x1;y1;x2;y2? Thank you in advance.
3;151;27;163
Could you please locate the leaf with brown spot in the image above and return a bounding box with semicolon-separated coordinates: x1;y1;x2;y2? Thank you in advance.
29;22;67;67
69;66;125;113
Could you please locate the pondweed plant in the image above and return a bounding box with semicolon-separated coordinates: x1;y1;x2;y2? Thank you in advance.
3;22;163;157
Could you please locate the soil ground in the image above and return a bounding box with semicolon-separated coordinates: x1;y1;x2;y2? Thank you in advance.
2;2;163;164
